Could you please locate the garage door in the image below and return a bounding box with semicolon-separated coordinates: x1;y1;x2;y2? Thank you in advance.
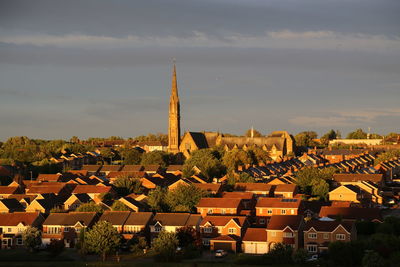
256;243;268;254
244;243;256;254
214;242;233;251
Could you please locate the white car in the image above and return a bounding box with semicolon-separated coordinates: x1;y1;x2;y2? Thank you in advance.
306;254;318;262
215;249;228;258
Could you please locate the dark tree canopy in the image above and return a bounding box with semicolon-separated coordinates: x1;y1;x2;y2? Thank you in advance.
140;151;170;167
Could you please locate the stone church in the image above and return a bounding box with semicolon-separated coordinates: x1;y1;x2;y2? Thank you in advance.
167;64;294;161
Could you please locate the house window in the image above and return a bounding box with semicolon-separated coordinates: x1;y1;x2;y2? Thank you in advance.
267;209;272;214
7;228;12;233
75;227;81;233
204;227;213;233
281;209;286;215
336;234;346;240
217;227;222;233
203;239;210;246
221;209;226;214
154;226;162;232
259;219;266;225
308;233;317;239
47;227;61;234
208;209;213;214
64;227;70;232
283;232;293;238
291;209;295;215
16;238;23;246
2;239;8;245
271;231;276;237
323;233;329;239
228;228;237;234
307;245;318;253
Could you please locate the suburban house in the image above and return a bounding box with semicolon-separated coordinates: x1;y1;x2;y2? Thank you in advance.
98;211;131;233
234;183;272;197
42;212;99;247
199;215;249;252
266;215;304;252
149;213;201;239
72;185;114;201
255;198;303;226
196;198;244;217
303;220;356;254
122;212;154;241
319;206;382;222
272;184;298;198
242;228;268;254
0;199;25;213
0;212;45;249
63;193;92;211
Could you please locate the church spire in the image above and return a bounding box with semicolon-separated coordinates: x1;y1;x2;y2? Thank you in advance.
168;60;181;154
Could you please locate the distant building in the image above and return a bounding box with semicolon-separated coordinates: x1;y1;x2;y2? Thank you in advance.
329;139;383;146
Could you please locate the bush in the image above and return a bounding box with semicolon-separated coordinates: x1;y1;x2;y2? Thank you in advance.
47;239;65;256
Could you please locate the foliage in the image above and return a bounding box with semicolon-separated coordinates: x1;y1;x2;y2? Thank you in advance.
183;149;226;180
321;129;339;144
294;131;318;147
75;202;103;213
292;248;308;264
222;149;253;172
248;147;271;165
375;150;400;165
310;178;330;200
147;187;170;212
134;133;168;143
129;236;148;254
151;231;179;262
50;206;66;213
166;183;207;212
347;128;368;139
328;241;364;266
227;172;256;186
120;148;143;165
98;192;114;201
268;243;293;264
294;167;336;196
85;220;121;261
22;226;42;252
362;251;385;267
245;128;262;137
176;226;201;248
46;239;65;257
111;200;130;211
113;176;143;197
140;151;170;167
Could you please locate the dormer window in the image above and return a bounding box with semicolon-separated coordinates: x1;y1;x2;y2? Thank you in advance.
204;227;213;233
308;233;317;239
154;225;162;232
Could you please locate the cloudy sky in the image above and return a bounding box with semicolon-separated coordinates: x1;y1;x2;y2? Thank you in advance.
0;0;399;140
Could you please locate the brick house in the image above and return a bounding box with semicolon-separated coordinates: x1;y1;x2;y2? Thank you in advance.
122;212;154;242
242;228;268;254
303;220;356;254
255;198;303;226
199;215;249;252
0;212;45;249
42;212;99;247
149;213;201;239
266;215;304;252
196;198;244;217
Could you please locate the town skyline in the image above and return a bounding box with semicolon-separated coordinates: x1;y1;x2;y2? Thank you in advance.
1;0;399;140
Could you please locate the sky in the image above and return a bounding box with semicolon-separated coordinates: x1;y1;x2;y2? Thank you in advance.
0;0;399;141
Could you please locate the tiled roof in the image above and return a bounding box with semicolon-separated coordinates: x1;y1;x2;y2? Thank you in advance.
200;215;247;227
256;197;301;208
267;215;303;230
221;192;254;199
166;165;184;172
43;212;98;226
304;220;354;233
121;165;144;172
125;212;153;225
243;228;268;242
319;207;382;221
333;174;383;183
82;165;102;172
151;213;192;227
0;186;19;194
235;183;272;192
100;165;123;172
0;212;41;226
274;184;297;192
99;211;130;225
107;171;147;179
73;185;112;194
37;174;62;182
197;198;242;208
193;183;221;192
0;198;25;211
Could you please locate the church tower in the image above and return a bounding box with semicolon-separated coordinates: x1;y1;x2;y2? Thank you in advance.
168;62;181;153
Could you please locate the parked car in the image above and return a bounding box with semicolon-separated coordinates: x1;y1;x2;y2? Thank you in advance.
306;254;318;262
215;249;228;258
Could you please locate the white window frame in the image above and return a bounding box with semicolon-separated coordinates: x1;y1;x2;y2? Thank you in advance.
308;233;317;239
154;225;162;232
228;228;236;234
208;209;213;214
259;219;266;225
281;209;286;215
307;245;318;253
283;232;293;238
16;238;23;246
336;234;346;240
202;239;210;246
323;233;329;239
204;227;213;233
267;209;272;214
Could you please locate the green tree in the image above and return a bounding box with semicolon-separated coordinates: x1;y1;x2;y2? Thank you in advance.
47;239;65;257
176;226;201;248
85;221;121;261
268;243;293;264
222;149;253;172
311;178;330;200
292;248;308;264
111;200;130;211
183;149;226;180
76;202;103;213
294;131;318;147
321;129;338;145
295;167;335;195
140;151;170;167
347;128;368;139
166;184;206;212
120;148;143;165
147;187;169;212
248;147;271;165
22;226;42;252
129;236;148;254
113;176;143;197
362;251;385;267
152;231;179;262
227;172;256;186
374;150;400;165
